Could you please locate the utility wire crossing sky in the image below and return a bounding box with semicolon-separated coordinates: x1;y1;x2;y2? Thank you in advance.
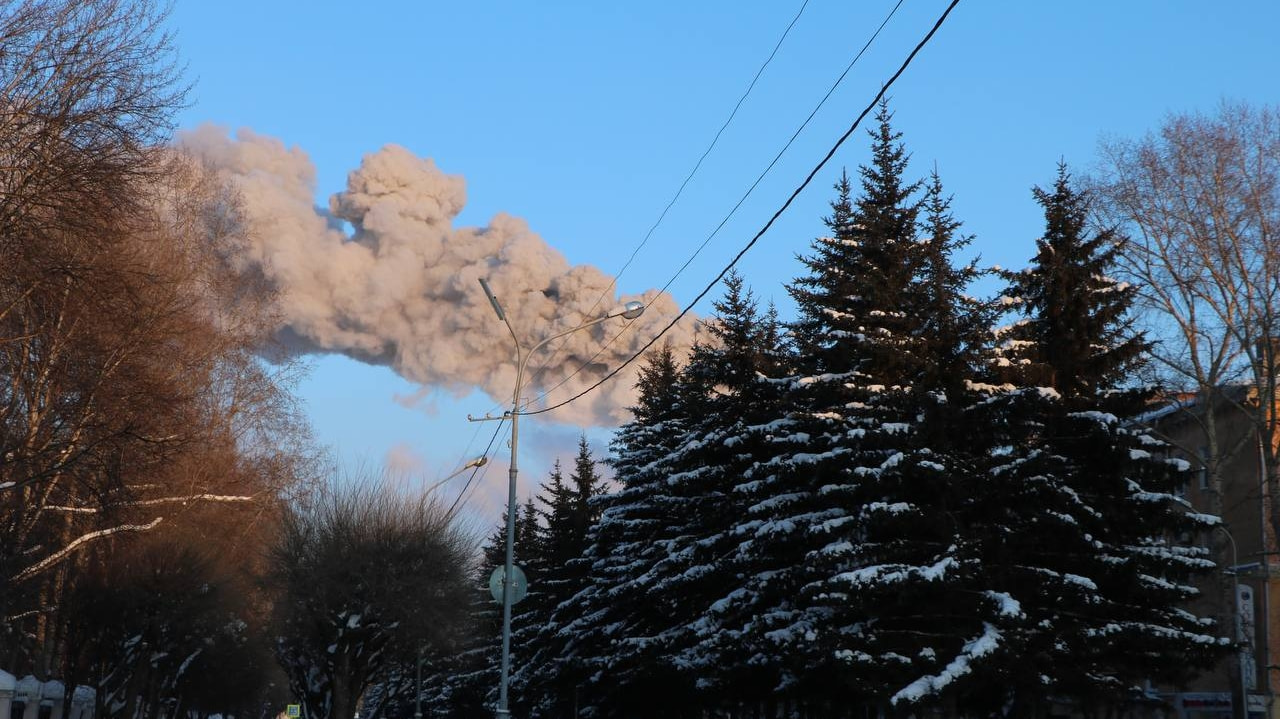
166;0;1280;519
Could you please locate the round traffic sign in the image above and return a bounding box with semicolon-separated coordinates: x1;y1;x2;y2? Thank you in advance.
489;565;528;604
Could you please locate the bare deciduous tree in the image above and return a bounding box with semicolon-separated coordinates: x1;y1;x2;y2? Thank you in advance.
0;148;316;663
1092;100;1279;562
0;0;317;680
0;0;184;249
60;535;284;719
270;474;474;719
0;0;185;632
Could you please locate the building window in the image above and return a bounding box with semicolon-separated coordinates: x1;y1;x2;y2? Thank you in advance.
1174;478;1188;498
1198;446;1210;491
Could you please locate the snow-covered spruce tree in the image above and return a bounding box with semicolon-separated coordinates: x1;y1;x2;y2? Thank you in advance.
623;272;791;711
541;273;788;716
546;345;697;717
536;438;608;578
711;104;1020;715
509;458;565;673
856;171;1025;717
977;165;1225;714
794;170;1016;715
571;437;609;535
998;162;1148;412
502;493;551;718
517;439;609;716
914;170;994;395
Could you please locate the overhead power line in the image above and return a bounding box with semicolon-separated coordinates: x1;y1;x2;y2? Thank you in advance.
651;0;907;302
524;0;907;410
523;0;811;400
608;0;813;294
523;0;962;418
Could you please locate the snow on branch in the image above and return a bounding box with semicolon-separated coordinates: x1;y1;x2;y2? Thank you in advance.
44;493;255;513
891;623;1002;705
4;605;56;623
14;517;163;582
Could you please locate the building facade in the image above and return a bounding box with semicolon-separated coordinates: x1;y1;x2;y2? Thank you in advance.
1151;390;1279;719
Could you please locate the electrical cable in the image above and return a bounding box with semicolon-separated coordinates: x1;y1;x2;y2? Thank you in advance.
651;0;906;301
417;399;487;509
522;0;906;411
440;418;485;481
444;417;506;523
523;0;811;397
524;0;926;414
453;458;495;523
605;0;813;297
522;0;961;418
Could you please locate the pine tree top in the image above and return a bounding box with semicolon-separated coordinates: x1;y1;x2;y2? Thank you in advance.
1000;162;1149;405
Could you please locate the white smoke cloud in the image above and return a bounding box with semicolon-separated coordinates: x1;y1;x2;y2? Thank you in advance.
176;125;698;426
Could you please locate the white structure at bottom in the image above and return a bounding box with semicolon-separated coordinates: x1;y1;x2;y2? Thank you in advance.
0;675;92;719
0;670;15;719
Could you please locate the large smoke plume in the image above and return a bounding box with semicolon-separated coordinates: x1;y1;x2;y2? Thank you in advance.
178;125;698;426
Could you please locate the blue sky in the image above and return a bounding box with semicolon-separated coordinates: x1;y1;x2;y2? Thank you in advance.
166;1;1280;522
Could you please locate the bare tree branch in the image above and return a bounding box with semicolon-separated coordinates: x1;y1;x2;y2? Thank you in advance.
14;516;162;582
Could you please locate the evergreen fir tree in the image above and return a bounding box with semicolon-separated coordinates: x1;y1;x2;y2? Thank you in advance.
716;104;903;706
837;170;1018;715
916;169;992;395
517;497;540;574
998;162;1149;410
570;435;608;538
609;272;789;712
968;387;1224;714
503;462;566;717
531;347;695;717
536;459;574;567
788;117;924;382
965;164;1225;713
713;106;1023;714
518;439;611;716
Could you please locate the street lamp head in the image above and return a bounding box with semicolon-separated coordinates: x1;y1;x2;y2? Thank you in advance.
478;278;506;322
621;301;645;320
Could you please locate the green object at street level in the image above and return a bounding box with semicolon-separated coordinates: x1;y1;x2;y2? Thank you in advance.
286;705;301;718
489;565;528;604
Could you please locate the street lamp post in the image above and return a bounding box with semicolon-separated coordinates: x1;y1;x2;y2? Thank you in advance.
471;278;643;719
1214;524;1248;719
